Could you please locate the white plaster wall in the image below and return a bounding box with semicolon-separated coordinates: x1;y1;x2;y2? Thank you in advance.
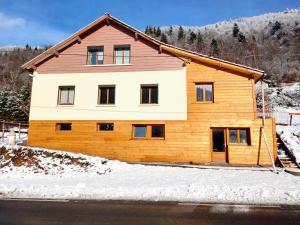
29;68;187;120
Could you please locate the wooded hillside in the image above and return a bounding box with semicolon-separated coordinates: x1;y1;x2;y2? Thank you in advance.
146;8;300;83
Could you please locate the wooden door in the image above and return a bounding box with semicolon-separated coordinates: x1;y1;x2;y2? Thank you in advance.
211;128;228;163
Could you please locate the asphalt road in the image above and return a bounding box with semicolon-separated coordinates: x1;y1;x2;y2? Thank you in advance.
0;199;300;225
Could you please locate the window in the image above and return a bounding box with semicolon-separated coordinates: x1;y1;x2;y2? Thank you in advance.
151;125;165;138
97;123;114;131
98;85;115;104
133;125;147;138
114;46;130;64
58;86;75;105
141;85;158;104
133;124;165;139
87;47;104;65
228;128;250;145
196;83;213;102
56;123;72;131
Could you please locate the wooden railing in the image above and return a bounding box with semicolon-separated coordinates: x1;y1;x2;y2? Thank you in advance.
0;120;28;142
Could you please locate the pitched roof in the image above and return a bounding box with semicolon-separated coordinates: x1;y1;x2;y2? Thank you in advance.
21;13;264;81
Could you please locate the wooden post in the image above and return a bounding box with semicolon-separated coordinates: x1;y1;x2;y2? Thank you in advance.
290;114;293;126
18;123;21;141
262;128;277;173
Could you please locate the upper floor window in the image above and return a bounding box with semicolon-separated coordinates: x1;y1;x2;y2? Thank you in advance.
58;86;75;105
98;85;115;105
114;45;130;64
196;83;214;103
141;84;158;104
87;47;104;65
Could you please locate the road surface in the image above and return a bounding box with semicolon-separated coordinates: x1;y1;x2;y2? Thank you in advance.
0;199;300;225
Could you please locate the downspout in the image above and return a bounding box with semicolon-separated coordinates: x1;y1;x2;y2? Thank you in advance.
260;74;277;173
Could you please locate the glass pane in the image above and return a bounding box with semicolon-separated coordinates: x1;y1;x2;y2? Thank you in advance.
58;123;72;131
134;126;146;138
100;87;108;104
123;47;130;64
88;50;97;65
141;87;149;104
152;125;164;138
115;48;123;64
150;86;158;104
205;84;213;101
212;129;225;152
68;88;75;104
99;123;114;131
240;129;248;144
97;48;104;64
196;85;203;102
59;88;69;104
229;129;238;143
108;87;115;104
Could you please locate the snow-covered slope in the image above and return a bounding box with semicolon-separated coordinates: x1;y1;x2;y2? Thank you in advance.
161;8;300;38
0;145;300;204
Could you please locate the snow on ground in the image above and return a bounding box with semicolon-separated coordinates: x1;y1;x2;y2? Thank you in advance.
0;145;300;205
273;106;300;163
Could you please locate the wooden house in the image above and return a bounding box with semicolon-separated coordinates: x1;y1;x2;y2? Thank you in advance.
22;14;277;165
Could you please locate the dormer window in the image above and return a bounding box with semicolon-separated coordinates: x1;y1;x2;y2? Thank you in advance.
114;45;130;64
87;47;104;65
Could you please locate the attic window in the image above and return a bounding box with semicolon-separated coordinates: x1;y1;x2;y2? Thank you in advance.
114;45;130;64
87;47;104;65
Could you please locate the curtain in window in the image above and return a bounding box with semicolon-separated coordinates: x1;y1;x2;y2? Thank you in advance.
115;48;123;64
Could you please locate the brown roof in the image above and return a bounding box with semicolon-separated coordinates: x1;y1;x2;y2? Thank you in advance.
21;13;264;81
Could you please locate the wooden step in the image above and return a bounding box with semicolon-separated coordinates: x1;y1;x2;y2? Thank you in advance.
285;168;300;176
280;158;292;161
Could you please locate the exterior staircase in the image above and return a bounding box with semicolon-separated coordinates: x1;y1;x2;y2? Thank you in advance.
276;133;300;170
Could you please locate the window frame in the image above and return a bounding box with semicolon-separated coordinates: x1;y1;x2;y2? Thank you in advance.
140;84;159;104
56;123;72;131
98;85;116;105
57;86;75;105
97;123;114;131
132;124;165;140
113;45;131;64
87;46;104;65
228;128;251;145
195;82;214;103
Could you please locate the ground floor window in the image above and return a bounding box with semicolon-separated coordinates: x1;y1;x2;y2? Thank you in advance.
133;124;165;139
56;123;72;131
97;123;114;131
228;128;250;145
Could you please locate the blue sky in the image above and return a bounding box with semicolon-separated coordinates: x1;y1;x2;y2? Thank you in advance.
0;0;299;46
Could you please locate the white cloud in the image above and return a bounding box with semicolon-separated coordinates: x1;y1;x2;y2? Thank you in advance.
0;12;69;46
0;12;26;28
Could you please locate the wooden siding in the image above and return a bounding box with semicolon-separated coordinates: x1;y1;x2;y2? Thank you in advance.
36;22;183;73
28;118;275;165
186;61;256;120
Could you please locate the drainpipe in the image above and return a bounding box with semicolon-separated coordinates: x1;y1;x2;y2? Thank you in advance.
260;75;277;173
261;79;266;127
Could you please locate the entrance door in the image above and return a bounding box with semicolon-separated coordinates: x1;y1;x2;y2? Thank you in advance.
211;128;228;163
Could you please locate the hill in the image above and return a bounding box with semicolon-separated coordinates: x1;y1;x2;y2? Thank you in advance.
146;8;300;83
